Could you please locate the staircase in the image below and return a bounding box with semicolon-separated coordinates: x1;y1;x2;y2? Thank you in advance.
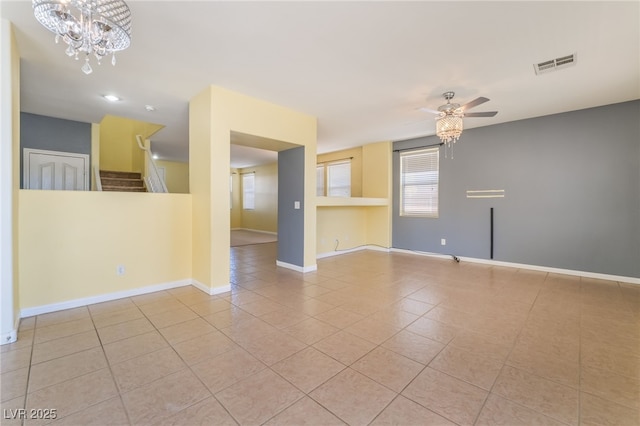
99;170;146;192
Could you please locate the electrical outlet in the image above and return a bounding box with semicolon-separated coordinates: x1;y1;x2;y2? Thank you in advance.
441;238;446;246
116;265;126;276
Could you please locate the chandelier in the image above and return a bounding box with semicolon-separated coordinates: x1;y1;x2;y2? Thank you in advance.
32;0;132;74
436;112;464;144
435;91;464;145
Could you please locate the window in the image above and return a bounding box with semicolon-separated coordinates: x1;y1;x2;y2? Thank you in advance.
316;160;352;197
327;161;351;197
400;148;439;217
316;164;325;196
242;173;255;210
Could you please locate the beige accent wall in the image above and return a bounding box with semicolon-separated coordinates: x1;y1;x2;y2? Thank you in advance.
18;191;192;310
239;162;278;233
156;160;189;194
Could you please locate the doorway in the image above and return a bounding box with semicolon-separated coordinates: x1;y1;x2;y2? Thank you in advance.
23;148;89;190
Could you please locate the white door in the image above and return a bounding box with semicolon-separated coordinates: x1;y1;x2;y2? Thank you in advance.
24;148;89;190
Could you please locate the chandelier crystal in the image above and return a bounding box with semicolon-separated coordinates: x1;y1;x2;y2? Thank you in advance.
32;0;132;74
436;112;464;144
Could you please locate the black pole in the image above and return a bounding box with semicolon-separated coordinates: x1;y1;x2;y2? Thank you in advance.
490;207;494;259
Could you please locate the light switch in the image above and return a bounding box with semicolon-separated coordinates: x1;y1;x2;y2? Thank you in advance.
294;201;300;209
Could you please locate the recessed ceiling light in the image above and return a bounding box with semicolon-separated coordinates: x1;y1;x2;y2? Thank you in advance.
103;94;120;102
152;154;159;159
145;104;156;112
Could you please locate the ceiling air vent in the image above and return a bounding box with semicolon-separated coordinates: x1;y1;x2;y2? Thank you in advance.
534;53;576;75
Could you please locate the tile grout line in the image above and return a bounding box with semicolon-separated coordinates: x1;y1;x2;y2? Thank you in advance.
88;301;134;426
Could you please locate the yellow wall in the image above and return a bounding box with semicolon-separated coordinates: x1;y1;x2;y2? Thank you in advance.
18;191;192;310
363;141;392;247
189;89;214;288
190;85;317;290
317;207;368;253
317;147;363;197
155;160;189;194
230;169;241;228
99;115;163;173
316;141;392;256
239;162;278;233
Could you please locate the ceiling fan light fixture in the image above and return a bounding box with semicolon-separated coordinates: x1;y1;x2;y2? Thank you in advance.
436;112;464;144
32;0;132;73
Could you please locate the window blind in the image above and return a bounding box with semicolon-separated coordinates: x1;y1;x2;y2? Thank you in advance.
242;173;255;210
400;148;439;217
327;161;351;197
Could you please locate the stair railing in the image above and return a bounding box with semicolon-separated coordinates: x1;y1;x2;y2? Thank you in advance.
93;166;103;191
135;135;168;193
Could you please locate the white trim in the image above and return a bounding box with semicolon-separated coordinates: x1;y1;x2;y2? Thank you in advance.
0;328;17;346
23;148;90;191
317;245;390;259
458;256;640;285
389;248;640;285
0;20;17;347
191;280;231;296
20;279;192;318
0;316;18;345
276;260;318;273
390;248;456;261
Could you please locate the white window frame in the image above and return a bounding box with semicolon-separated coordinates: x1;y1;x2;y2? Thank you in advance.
399;148;439;218
242;173;255;210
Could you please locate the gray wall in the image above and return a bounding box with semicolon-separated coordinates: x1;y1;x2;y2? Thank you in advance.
278;146;305;267
20;113;92;188
393;100;640;278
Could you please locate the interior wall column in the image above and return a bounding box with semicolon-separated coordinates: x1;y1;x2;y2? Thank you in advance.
0;19;20;344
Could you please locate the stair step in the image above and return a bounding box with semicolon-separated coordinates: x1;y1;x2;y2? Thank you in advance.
100;170;142;180
101;177;145;188
102;185;147;192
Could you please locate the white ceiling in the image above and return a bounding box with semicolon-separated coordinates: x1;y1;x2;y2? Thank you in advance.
2;1;639;168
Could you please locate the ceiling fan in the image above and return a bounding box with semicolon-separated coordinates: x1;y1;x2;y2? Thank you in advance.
419;91;498;146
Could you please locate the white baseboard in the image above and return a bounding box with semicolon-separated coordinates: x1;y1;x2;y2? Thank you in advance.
20;279;192;318
459;256;640;285
389;248;640;285
0;318;18;345
317;245;390;259
276;260;318;273
233;228;277;236
191;280;232;295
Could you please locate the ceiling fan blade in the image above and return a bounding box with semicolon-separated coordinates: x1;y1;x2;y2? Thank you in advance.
464;111;498;118
417;107;441;115
460;97;490;111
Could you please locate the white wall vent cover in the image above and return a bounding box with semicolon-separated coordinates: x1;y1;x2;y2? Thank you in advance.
534;53;577;75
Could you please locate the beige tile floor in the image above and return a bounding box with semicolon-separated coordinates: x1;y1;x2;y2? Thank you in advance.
2;243;639;425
